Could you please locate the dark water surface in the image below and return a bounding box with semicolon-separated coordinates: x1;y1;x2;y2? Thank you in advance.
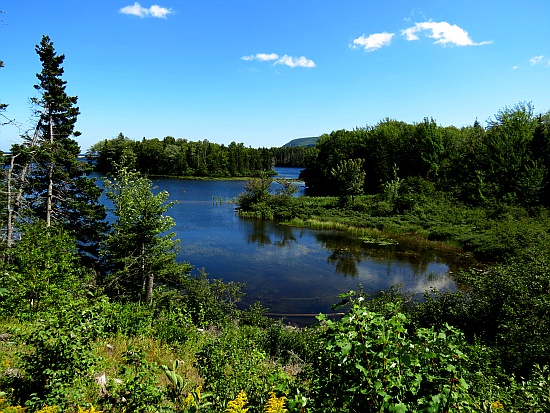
97;168;474;322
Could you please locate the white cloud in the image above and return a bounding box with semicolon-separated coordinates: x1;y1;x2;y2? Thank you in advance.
275;55;316;68
119;2;172;19
513;65;519;70
352;32;395;52
401;21;491;46
530;55;544;65
242;53;315;68
241;53;279;62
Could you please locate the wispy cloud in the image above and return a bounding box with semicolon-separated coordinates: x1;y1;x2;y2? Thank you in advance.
119;2;173;19
401;21;492;46
275;55;316;68
242;53;315;68
530;55;544;65
352;32;395;52
242;53;279;62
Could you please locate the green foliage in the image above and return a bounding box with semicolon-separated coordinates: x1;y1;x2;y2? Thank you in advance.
12;35;550;413
415;249;550;376
87;136;308;177
482;103;538;202
237;172;273;205
11;299;103;410
298;103;550;208
0;222;88;314
104;348;164;412
330;158;366;201
101;167;191;303
195;325;280;412
8;35;107;258
310;293;471;412
161;360;213;412
173;269;244;328
413;118;444;180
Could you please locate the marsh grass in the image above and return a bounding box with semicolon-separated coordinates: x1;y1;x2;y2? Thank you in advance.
243;189;550;262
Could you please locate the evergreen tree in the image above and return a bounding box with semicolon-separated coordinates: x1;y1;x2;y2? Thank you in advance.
11;35;106;259
101;167;191;303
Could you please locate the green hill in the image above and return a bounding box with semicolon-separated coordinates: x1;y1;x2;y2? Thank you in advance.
282;136;319;148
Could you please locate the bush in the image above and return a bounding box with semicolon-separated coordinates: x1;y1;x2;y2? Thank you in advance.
12;300;103;410
309;294;472;412
414;248;550;376
195;325;280;411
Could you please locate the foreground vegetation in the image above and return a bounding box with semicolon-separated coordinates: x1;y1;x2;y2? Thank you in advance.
2;35;550;412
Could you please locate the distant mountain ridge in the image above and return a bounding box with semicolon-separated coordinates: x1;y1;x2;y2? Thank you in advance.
282;137;319;148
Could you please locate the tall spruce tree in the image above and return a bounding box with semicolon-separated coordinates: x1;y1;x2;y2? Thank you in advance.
11;35;106;259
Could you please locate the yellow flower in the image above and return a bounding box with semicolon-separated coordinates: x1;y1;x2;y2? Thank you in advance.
184;385;202;407
226;390;248;413
491;401;504;410
0;406;27;413
264;393;287;413
77;405;102;413
35;407;58;413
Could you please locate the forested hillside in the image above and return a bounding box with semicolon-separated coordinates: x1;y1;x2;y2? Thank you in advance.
87;134;317;176
282;137;319;148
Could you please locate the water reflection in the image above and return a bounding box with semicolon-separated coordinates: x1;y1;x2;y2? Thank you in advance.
94;169;475;318
246;220;298;247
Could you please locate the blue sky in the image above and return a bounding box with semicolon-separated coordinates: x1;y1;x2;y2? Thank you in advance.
1;1;549;151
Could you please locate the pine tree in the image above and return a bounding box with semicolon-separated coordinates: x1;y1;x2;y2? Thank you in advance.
11;35;106;259
101;167;191;303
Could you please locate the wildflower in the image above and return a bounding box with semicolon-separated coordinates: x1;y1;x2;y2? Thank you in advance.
491;401;504;410
226;390;248;413
77;405;102;413
264;393;287;413
35;407;59;413
184;385;202;407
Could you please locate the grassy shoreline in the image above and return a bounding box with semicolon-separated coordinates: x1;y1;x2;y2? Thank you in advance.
238;192;550;263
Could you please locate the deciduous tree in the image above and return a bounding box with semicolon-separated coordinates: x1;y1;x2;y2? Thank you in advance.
330;158;366;201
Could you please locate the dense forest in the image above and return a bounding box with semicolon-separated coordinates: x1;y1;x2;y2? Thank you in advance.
299;107;550;207
87;134;315;177
2;35;550;412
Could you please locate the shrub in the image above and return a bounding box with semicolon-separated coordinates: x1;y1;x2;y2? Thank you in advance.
414;248;550;376
195;325;279;411
309;293;471;412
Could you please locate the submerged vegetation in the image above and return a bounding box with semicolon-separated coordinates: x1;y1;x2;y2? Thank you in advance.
2;35;550;412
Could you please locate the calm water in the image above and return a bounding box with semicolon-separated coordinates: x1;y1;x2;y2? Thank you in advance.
96;168;474;322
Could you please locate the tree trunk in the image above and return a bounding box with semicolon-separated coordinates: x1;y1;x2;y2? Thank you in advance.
5;154;18;247
13;106;46;220
46;114;54;227
145;273;154;304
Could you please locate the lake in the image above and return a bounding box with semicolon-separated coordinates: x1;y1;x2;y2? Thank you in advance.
97;167;474;323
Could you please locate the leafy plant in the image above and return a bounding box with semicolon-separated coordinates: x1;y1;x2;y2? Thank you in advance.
161;360;212;412
14;300;102;410
195;325;277;411
105;348;164;413
310;292;472;412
